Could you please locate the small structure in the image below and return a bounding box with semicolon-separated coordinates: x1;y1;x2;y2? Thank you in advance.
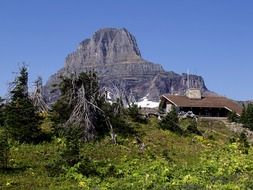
160;89;242;117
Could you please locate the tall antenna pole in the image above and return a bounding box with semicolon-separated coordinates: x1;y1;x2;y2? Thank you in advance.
187;69;190;89
170;86;174;95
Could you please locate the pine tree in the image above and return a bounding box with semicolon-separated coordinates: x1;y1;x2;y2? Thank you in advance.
61;125;81;166
5;66;42;143
0;130;9;169
0;97;5;127
239;132;250;154
240;104;247;124
159;107;183;135
50;76;75;125
240;104;253;130
128;104;140;120
246;104;253;130
228;111;239;123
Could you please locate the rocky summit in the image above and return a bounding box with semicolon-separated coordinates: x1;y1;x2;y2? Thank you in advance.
44;28;208;104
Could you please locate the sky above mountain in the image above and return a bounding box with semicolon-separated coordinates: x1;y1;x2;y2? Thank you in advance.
0;0;252;100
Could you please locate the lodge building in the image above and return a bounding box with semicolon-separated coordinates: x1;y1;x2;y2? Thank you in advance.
160;89;242;117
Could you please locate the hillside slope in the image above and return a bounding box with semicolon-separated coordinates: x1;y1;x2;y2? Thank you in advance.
1;118;253;189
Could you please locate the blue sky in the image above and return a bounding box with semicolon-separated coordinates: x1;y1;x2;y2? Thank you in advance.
0;0;252;100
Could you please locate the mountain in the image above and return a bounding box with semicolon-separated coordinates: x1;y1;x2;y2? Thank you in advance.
238;100;253;106
44;28;208;104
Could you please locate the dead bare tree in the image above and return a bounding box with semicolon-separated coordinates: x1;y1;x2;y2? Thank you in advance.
31;77;49;112
109;81;135;107
64;73;116;143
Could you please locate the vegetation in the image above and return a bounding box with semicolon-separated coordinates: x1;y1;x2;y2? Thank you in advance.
0;130;9;169
159;107;183;135
4;66;44;144
127;103;148;123
51;71;113;141
0;97;5;127
240;104;253;130
0;67;253;189
228;111;240;123
1;118;253;189
238;131;250;154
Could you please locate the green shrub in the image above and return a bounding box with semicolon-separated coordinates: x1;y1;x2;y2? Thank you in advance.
45;125;81;176
77;158;99;177
186;119;202;136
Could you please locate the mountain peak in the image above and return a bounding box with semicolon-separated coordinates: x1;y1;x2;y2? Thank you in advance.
92;28;140;48
65;28;142;70
91;27;142;58
44;27;208;104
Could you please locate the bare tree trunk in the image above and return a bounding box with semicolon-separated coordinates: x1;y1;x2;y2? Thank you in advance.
65;79;117;143
31;77;49;112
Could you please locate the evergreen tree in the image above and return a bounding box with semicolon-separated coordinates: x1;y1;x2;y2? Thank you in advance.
240;104;253;130
0;97;5;127
159;107;183;135
50;74;82;126
0;130;9;169
5;66;42;143
61;125;81;166
127;103;148;123
128;103;140;120
239;131;250;154
228;111;239;123
240;104;247;124
101;100;136;138
246;104;253;130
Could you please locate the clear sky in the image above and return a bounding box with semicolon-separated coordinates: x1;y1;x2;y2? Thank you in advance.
0;0;252;100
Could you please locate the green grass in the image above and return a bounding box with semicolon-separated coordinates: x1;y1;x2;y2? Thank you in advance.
0;117;252;189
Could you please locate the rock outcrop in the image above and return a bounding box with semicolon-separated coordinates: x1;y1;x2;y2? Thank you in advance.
44;28;208;104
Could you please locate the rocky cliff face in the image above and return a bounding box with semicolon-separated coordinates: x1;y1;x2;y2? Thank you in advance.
65;28;142;68
44;28;208;104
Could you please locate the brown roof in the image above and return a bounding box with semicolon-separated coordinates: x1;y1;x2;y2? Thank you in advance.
161;95;243;115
